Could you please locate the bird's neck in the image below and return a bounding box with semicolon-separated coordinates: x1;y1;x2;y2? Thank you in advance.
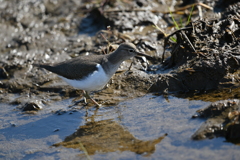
107;50;127;65
102;50;128;77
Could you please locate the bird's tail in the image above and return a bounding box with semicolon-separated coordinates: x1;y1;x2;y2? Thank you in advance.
32;63;41;67
32;63;54;72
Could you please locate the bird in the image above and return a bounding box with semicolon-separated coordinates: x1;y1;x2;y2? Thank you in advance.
34;43;148;106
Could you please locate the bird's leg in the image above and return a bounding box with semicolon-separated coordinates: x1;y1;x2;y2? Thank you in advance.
81;90;87;104
84;91;101;107
69;90;87;107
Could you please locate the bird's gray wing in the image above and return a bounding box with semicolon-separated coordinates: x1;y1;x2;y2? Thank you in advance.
37;55;104;80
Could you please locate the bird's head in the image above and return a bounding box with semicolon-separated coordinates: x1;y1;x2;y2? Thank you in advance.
116;43;149;59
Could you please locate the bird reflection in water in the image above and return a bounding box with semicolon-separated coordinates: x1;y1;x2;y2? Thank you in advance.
53;118;167;157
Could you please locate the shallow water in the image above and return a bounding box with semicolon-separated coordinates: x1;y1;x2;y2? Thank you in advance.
1;94;240;160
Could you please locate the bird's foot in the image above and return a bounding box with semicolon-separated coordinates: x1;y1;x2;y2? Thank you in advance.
90;98;102;108
69;97;101;108
69;98;88;108
83;91;102;107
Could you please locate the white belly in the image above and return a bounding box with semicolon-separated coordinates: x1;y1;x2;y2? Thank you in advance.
59;64;109;91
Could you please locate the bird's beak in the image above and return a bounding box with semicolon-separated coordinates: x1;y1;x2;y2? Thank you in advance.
135;51;152;58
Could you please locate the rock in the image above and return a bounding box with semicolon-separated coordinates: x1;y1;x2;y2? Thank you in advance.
22;100;43;111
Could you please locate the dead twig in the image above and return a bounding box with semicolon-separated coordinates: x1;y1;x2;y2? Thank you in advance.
164;2;213;14
181;30;196;52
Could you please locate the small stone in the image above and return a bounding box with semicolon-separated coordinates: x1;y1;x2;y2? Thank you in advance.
22;100;43;111
54;128;60;132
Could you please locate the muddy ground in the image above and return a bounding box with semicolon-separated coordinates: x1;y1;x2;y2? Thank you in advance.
0;0;240;159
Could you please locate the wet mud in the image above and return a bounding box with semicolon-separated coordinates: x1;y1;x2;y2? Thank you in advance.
0;0;240;159
192;99;240;142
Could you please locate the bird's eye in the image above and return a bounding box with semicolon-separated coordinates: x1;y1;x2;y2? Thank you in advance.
129;49;134;53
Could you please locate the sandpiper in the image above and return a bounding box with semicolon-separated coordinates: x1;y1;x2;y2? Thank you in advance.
34;43;148;106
